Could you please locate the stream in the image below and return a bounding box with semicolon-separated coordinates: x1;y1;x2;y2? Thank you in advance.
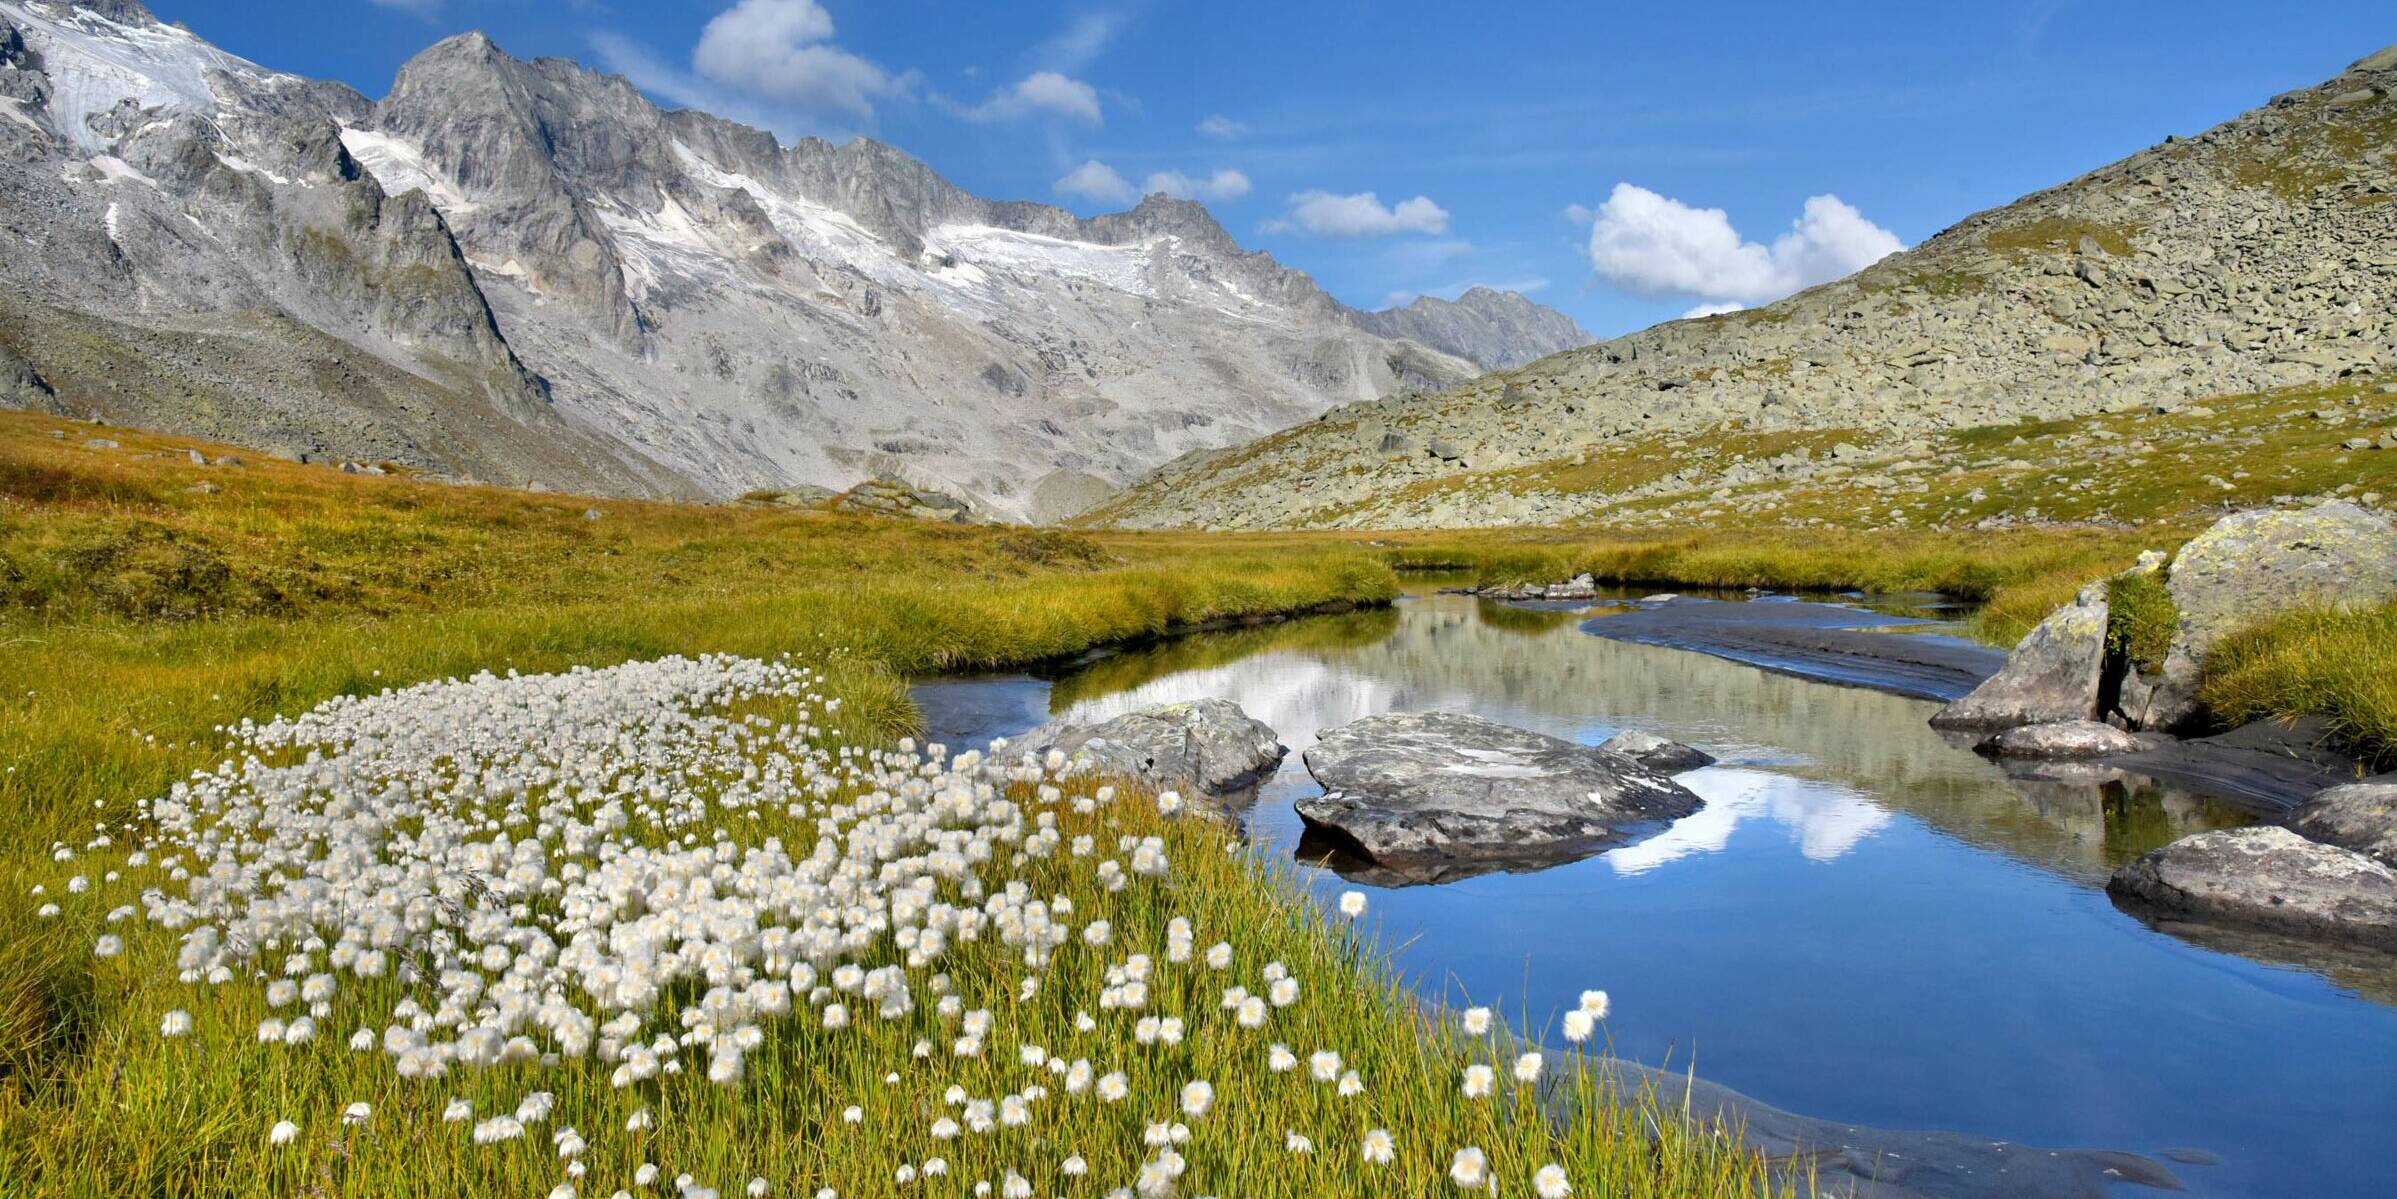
911;585;2397;1197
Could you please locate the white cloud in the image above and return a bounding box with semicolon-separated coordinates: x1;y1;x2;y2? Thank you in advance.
1267;190;1450;238
949;70;1103;124
1142;169;1252;202
1584;183;1901;304
1055;160;1135;205
687;0;908;120
1682;301;1746;318
1561;202;1594;225
368;0;442;16
1036;12;1128;71
1196;114;1247;140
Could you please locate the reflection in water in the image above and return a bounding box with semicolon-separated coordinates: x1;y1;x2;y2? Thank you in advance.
917;592;2397;1198
1041;596;2248;880
1609;770;1889;876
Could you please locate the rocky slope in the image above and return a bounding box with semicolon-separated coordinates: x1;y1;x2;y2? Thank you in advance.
1099;45;2397;530
1353;286;1590;371
0;1;1579;519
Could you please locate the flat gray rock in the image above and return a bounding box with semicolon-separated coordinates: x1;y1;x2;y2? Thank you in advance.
1975;719;2145;760
2108;826;2397;950
2287;781;2397;867
1298;712;1699;872
1013;698;1284;800
1596;729;1717;772
1930;583;2106;730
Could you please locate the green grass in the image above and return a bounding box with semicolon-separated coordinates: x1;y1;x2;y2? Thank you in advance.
2107;571;2179;674
2203;599;2397;765
0;413;1801;1196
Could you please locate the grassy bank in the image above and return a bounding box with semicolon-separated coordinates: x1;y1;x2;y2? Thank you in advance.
1375;525;2169;645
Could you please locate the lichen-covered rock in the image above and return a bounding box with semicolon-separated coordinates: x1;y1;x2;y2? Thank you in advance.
1931;583;2107;730
1976;719;2145;760
2287;782;2397;867
1596;729;1717;772
1010;699;1285;800
2108;827;2397;949
1298;712;1700;874
2133;502;2397;729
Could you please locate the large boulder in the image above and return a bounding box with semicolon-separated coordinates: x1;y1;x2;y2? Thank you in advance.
2107;827;2397;949
1596;729;1717;772
2286;781;2397;867
1297;712;1700;874
2130;502;2397;730
1930;582;2107;730
1010;699;1285;800
1975;719;2145;761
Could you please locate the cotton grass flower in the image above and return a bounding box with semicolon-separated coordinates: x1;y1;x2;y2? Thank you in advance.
268;1120;299;1146
1285;1130;1313;1154
159;1010;192;1038
1362;1127;1396;1164
1308;1049;1341;1082
1563;1009;1596;1044
92;935;123;959
1448;1146;1490;1190
1514;1052;1544;1084
1338;890;1366;918
1461;1063;1495;1099
1460;1006;1492;1037
1534;1164;1573;1198
1579;989;1610;1019
1179;1079;1214;1117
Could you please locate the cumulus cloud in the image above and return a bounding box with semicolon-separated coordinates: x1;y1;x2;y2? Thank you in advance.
1681;301;1747;319
1196;114;1247;140
948;70;1104;124
1584;183;1901;304
1143;169;1252;202
689;0;908;120
1055;160;1135;205
1266;190;1450;238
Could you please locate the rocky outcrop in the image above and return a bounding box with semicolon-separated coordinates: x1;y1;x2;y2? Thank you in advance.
1352;286;1591;371
2286;781;2397;867
1975;720;2145;760
1297;712;1700;876
1932;583;2109;730
1102;44;2397;530
1028;469;1119;524
1596;729;1717;773
2108;826;2397;949
2126;501;2397;729
1010;699;1286;802
829;477;978;523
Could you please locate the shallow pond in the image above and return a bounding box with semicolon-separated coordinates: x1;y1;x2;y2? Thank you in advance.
913;588;2397;1197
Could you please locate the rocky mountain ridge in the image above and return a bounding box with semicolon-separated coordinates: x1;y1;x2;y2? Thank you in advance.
1098;44;2397;530
1353;286;1591;372
0;0;1583;519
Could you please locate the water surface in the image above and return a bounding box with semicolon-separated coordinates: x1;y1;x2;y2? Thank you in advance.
916;590;2397;1197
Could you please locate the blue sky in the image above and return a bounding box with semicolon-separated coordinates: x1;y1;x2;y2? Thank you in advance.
154;0;2392;337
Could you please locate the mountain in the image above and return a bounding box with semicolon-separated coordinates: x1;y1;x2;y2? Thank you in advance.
1354;286;1590;371
1098;45;2397;530
0;1;1579;520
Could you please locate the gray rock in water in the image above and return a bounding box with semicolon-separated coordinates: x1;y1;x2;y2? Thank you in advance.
1596;729;1717;772
2286;781;2397;867
1975;719;2145;760
1930;582;2107;730
1012;699;1285;801
1298;712;1700;873
2135;502;2397;730
2108;826;2397;950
